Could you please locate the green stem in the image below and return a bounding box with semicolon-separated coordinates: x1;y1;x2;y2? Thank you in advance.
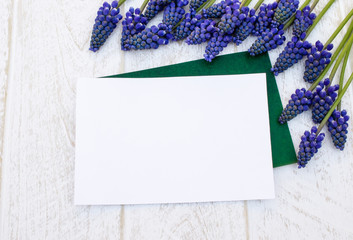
243;0;253;7
304;0;336;39
308;21;353;91
317;71;353;133
323;8;353;48
117;0;128;8
283;0;312;30
140;0;149;12
328;39;352;84
253;0;265;11
201;0;216;10
240;0;249;8
338;45;352;111
310;0;320;12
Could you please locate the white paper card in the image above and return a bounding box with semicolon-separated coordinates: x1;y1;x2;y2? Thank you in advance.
75;74;274;205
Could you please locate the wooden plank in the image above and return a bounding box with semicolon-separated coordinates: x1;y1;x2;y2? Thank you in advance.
0;0;125;239
247;0;353;239
0;0;12;208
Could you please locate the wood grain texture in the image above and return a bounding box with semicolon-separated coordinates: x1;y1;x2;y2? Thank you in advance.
0;0;12;209
1;0;353;239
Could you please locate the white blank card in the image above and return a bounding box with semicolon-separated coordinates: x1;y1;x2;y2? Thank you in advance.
75;74;274;205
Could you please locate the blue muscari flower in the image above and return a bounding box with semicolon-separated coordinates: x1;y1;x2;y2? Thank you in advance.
218;3;245;35
252;2;278;37
128;23;173;50
173;12;203;41
121;7;148;51
327;109;350;150
297;126;325;168
233;8;257;45
273;0;299;27
279;88;313;124
248;25;286;56
303;41;333;83
271;33;312;75
89;1;123;52
190;0;208;12
144;0;174;20
163;0;188;31
293;6;316;37
202;0;236;18
204;30;232;62
312;78;339;124
186;19;218;45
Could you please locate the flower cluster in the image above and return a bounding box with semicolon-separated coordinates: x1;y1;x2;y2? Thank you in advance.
271;33;311;75
233;8;257;45
304;41;333;83
252;2;277;36
311;79;339;124
248;25;286;56
89;1;123;52
273;0;300;26
297;126;325;168
293;6;316;37
327;110;349;150
185;19;218;45
163;0;188;31
121;7;148;50
278;88;313;124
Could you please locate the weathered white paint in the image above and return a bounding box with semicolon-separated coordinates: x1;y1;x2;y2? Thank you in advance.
0;0;352;239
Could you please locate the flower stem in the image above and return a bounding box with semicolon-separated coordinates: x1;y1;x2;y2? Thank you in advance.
240;0;249;8
310;0;320;12
327;38;353;87
253;0;265;11
308;21;353;91
324;8;353;49
243;0;253;7
338;43;353;111
304;0;336;39
317;71;353;134
140;0;149;12
200;0;216;11
118;0;128;8
283;0;312;30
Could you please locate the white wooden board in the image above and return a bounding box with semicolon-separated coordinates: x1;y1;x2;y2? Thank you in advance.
1;0;353;239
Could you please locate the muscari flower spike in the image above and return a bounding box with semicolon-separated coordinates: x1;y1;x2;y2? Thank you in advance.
121;7;148;51
278;88;313;124
89;1;123;52
173;12;203;41
233;8;257;45
271;33;312;75
248;25;286;56
218;3;244;35
312;78;339;124
204;30;232;62
293;6;316;37
304;41;334;83
190;0;208;12
273;0;299;27
327;109;350;150
144;0;174;20
128;23;173;50
252;2;278;37
186;19;218;45
297;126;325;168
202;0;236;18
163;0;188;31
